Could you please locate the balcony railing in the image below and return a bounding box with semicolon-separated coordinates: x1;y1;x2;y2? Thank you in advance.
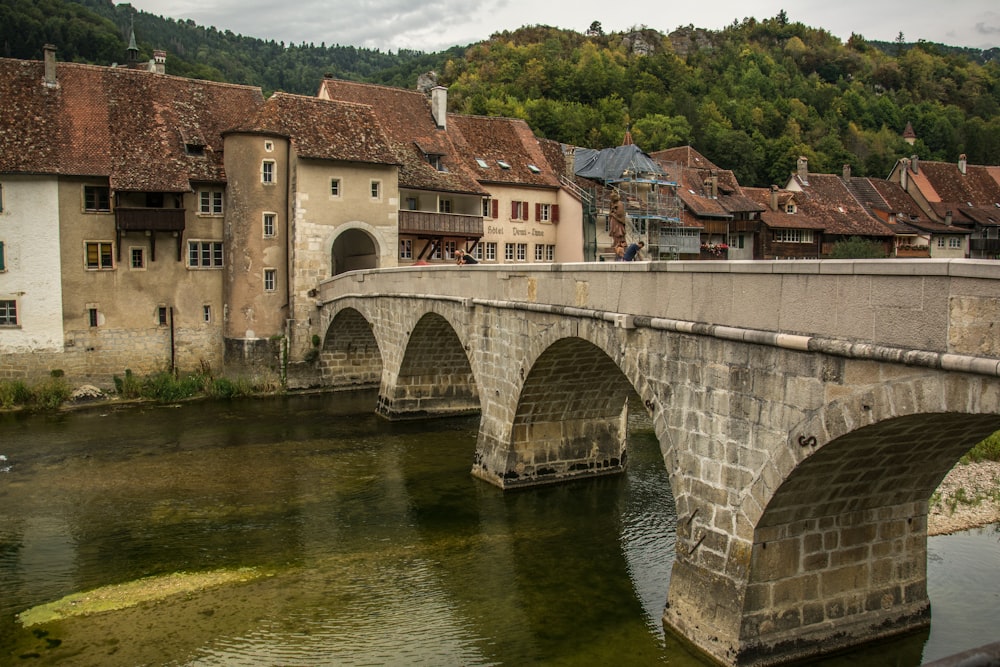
115;207;186;233
399;210;483;237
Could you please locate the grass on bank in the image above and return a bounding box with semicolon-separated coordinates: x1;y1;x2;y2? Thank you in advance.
0;368;281;410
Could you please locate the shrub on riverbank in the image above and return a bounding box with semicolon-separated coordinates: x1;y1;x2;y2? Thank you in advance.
0;374;70;410
1;369;280;410
962;431;1000;463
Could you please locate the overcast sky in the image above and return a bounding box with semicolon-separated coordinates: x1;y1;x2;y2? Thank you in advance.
122;0;1000;53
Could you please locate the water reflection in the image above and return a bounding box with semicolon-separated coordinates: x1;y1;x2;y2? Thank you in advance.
0;393;996;666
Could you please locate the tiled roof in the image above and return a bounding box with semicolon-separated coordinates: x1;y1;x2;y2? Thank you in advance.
651;145;720;170
449;114;560;188
788;173;894;237
318;78;487;196
656;156;762;219
917;161;1000;207
234;92;398;165
0;57;263;190
743;187;826;230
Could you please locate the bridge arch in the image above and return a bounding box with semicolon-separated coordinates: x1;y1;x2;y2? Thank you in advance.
318;306;383;388
329;222;392;276
377;311;479;419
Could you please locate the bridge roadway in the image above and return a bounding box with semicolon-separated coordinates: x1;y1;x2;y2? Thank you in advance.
314;259;1000;667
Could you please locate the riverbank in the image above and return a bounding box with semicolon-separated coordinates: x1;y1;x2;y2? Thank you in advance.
928;460;1000;536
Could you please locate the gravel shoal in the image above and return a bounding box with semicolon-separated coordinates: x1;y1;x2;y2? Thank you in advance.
928;460;1000;536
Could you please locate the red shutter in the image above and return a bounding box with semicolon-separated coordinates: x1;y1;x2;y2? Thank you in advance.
552;204;560;223
491;199;498;219
535;203;541;221
522;201;528;220
511;201;518;219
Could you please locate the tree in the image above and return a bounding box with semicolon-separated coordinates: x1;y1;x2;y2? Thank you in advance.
586;21;604;37
829;237;887;258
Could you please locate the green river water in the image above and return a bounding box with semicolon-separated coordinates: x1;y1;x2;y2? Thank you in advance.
0;391;997;666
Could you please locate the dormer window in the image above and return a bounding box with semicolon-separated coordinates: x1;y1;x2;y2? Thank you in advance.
185;143;205;156
427;154;445;171
497;160;511;169
527;164;541;173
785;203;797;214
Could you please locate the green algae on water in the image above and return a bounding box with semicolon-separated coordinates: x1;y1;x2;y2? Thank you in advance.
17;567;264;627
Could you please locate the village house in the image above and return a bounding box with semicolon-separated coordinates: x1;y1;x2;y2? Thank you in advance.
0;45;264;384
651;146;762;260
785;157;895;256
888;155;1000;259
742;186;825;259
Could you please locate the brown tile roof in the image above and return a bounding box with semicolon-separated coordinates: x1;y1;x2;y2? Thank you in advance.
787;173;894;237
448;114;560;188
651;145;720;170
318;78;487;196
656;156;762;220
906;159;1000;228
743;187;826;230
0;57;263;191
234;92;397;165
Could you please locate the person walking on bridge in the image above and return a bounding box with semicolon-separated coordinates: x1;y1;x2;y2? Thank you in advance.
622;240;644;261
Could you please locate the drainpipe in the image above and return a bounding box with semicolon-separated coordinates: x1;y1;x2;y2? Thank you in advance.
169;306;176;375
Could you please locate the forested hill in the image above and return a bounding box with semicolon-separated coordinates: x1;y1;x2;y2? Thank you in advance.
2;1;999;187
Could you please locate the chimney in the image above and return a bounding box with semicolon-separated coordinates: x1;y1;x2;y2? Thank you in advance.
842;163;851;180
769;185;779;212
797;156;809;184
43;43;57;88
710;175;718;198
945;210;952;226
430;86;447;130
152;50;166;75
958;154;967;175
910;155;919;174
900;158;909;190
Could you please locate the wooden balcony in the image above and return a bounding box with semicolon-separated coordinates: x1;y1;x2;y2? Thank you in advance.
970;238;1000;254
399;210;483;237
895;247;931;258
115;207;186;233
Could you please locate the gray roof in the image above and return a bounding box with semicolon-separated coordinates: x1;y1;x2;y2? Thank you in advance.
574;144;666;182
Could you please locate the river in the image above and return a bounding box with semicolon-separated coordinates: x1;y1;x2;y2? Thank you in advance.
0;392;997;665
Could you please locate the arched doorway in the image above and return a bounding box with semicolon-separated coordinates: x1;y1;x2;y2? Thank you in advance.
331;229;378;276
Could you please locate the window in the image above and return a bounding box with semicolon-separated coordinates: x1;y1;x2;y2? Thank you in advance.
432;244;442;260
473;244;483;260
185;143;205;156
511;201;528;221
535;244;544;261
84;186;110;212
428;154;445;171
188;241;223;268
728;234;745;249
504;243;515;261
130;247;145;269
546;244;555;261
405;197;417;210
330;179;341;197
370;180;381;200
937;238;946;248
263;213;276;238
527;164;541;174
537;204;551;222
475;158;489;169
497;160;511;169
399;239;412;259
439;199;452;213
203;305;212;323
949;237;961;249
0;299;16;326
0;241;5;271
157;306;168;326
484;242;497;261
773;229;812;243
516;243;527;261
88;307;99;328
263;269;276;292
199;190;223;215
262;160;275;184
264;140;274;152
444;240;456;260
85;242;114;270
785;203;797;214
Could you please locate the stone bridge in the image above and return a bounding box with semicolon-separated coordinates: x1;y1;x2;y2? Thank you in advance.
314;260;1000;666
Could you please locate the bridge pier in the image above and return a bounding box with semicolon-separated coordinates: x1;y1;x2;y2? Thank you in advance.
471;404;629;488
